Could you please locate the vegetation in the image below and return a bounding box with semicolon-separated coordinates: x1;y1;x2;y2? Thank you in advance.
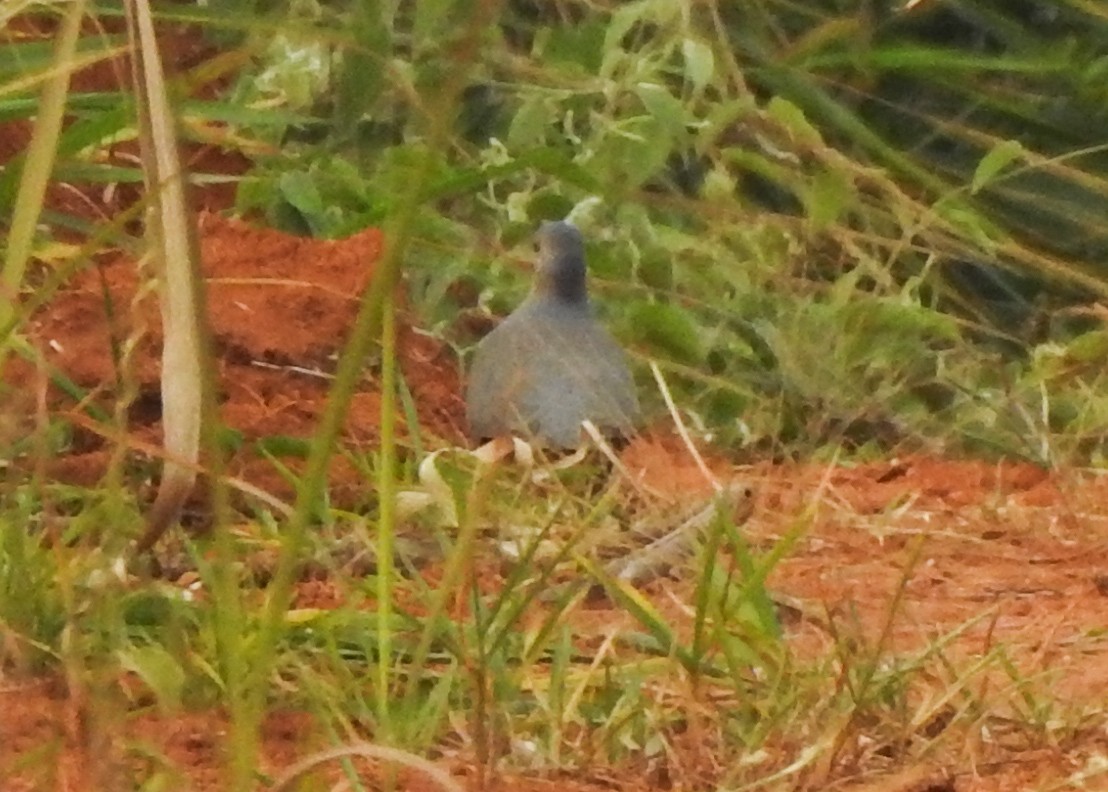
2;0;1108;789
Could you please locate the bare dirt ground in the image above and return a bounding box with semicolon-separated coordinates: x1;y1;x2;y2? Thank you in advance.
4;19;1108;792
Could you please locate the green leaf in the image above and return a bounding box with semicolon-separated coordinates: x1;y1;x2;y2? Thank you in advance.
118;645;185;711
414;0;457;45
765;96;822;145
933;198;1005;253
682;38;715;93
597;115;673;190
543;21;606;72
333;1;390;131
805;167;855;231
604;0;652;54
255;435;313;458
278;170;326;230
971;139;1025;193
1064;330;1108;363
700;166;736;202
218;426;244;453
183;99;310;130
626;301;703;362
507;95;550;151
723;147;797;193
634;82;687;139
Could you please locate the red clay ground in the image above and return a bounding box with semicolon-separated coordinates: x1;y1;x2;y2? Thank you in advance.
17;211;465;508
4;216;1108;791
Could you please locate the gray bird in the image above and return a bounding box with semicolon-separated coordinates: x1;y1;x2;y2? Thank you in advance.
465;221;639;449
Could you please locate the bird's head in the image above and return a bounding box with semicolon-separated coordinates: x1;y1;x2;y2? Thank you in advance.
533;221;588;304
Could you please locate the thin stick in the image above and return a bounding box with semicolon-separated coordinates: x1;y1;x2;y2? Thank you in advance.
650;361;719;491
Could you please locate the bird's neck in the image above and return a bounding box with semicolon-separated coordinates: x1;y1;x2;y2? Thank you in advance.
536;254;588;304
546;280;587;304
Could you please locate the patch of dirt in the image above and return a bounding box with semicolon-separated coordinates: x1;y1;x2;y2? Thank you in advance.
0;678;653;792
6;452;1108;790
753;456;1108;698
10;212;467;507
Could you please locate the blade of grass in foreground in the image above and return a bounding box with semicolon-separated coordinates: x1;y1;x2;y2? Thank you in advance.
125;0;210;551
244;0;508;785
0;0;86;358
123;0;244;788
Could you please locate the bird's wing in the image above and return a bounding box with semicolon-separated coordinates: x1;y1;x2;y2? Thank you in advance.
465;313;534;438
466;302;639;446
520;311;639;441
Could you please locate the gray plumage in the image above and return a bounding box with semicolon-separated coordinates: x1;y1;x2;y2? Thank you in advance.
466;221;639;449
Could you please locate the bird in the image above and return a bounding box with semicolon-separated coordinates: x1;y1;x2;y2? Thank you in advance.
465;221;639;449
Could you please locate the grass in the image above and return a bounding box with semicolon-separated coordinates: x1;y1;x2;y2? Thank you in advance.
4;0;1108;789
